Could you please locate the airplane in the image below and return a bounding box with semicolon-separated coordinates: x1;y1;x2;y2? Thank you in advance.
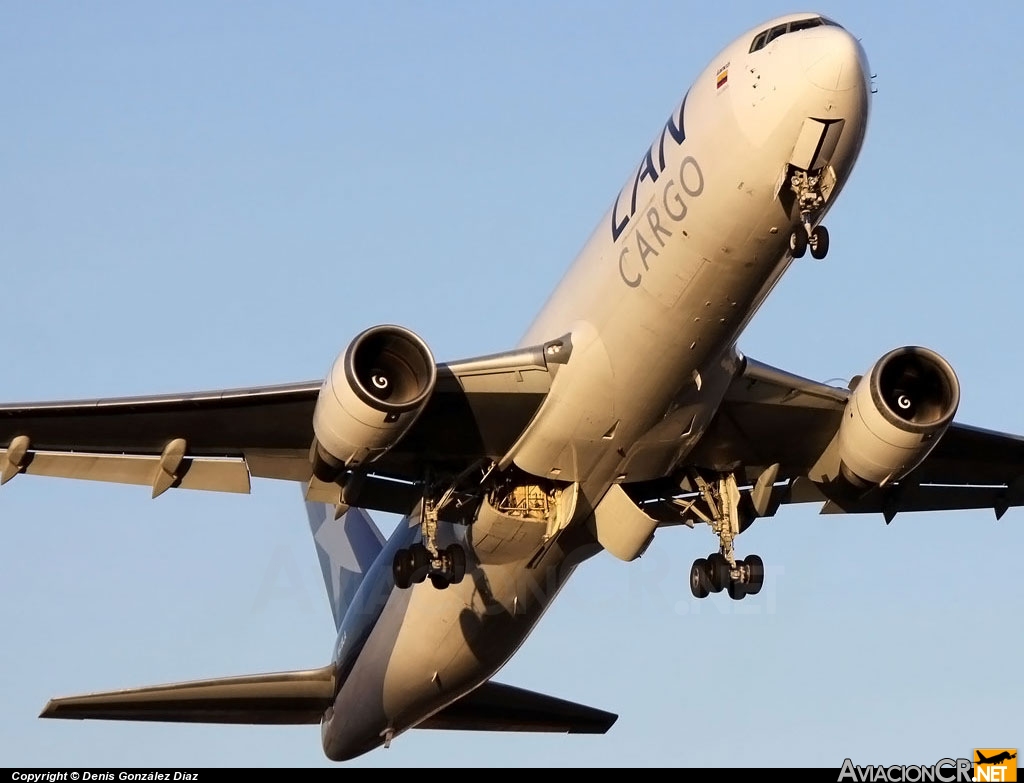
977;752;1017;765
3;10;1023;763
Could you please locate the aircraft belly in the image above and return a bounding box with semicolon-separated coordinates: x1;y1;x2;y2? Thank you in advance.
379;514;578;742
512;150;793;486
323;491;586;760
321;524;418;761
619;351;743;479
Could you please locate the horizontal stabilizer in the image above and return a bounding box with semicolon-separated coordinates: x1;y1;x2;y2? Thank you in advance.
40;666;336;725
420;681;617;734
40;671;615;735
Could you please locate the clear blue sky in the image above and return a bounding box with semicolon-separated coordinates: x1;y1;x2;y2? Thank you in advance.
1;0;1021;769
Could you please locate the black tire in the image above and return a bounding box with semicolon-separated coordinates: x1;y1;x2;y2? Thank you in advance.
690;558;710;599
809;225;829;259
429;574;450;590
790;228;808;258
409;543;431;584
446;543;467;584
707;553;730;593
727;578;746;601
393;549;413;590
744;554;764;596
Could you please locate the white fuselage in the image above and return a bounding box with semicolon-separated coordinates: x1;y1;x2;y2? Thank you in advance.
322;14;872;761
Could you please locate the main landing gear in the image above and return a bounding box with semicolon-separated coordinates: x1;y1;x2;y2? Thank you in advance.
392;479;470;590
788;169;829;260
393;541;466;590
689;552;763;601
682;473;765;601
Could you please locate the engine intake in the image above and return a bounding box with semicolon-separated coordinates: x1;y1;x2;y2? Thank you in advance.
312;325;436;478
837;346;959;488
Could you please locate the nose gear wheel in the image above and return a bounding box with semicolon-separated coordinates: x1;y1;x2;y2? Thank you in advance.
788;169;829;260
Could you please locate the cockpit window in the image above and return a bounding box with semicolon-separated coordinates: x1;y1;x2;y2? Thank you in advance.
765;24;789;44
749;16;841;53
788;18;822;33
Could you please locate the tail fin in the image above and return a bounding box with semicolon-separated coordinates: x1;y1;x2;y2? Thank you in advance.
305;501;386;629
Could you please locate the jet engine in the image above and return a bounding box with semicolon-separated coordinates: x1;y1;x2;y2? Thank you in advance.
311;324;437;480
836;346;960;488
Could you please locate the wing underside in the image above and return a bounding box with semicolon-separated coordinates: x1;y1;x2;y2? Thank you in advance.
628;356;1024;523
0;342;565;513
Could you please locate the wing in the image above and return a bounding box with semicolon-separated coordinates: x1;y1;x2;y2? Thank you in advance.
0;340;569;514
630;355;1024;523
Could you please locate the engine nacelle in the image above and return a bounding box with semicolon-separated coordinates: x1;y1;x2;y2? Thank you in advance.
312;324;436;478
837;346;960;488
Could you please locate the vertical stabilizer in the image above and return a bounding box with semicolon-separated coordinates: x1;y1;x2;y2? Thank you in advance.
305;501;386;629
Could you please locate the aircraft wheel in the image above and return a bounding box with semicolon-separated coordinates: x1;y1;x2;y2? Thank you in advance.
689;558;710;599
429;574;450;590
707;553;730;593
727;578;746;601
409;543;431;584
790;228;808;258
446;543;467;584
393;549;413;590
743;554;764;595
809;225;829;259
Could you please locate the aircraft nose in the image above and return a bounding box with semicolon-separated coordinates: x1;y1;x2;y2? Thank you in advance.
802;27;870;92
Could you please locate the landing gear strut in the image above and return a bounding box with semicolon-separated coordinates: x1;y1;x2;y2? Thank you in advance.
682;473;765;601
392;478;471;590
788;169;829;260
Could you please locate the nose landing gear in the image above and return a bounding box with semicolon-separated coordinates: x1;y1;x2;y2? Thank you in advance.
788;169;830;260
